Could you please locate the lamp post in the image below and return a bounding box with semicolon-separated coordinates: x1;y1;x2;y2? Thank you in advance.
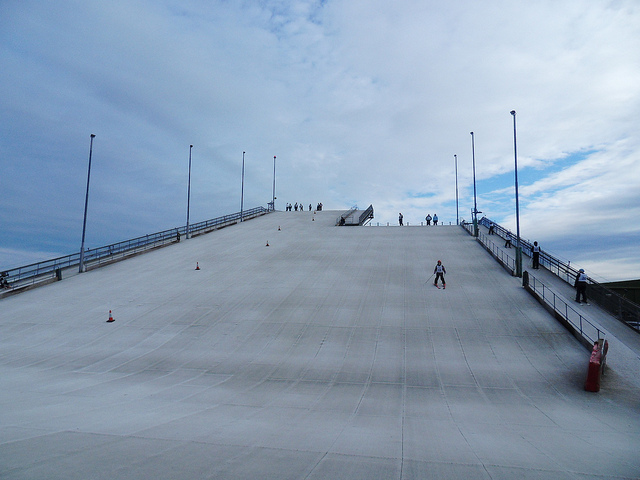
79;134;96;273
454;154;459;226
186;145;193;239
470;132;479;237
240;151;245;221
511;110;522;277
272;155;276;211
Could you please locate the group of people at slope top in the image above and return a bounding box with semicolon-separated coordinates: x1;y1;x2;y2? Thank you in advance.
397;213;439;226
425;213;438;225
286;202;322;212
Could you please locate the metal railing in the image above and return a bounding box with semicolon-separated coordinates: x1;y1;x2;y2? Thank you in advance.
1;253;81;289
479;216;543;270
477;217;640;333
464;219;604;347
335;204;374;226
359;204;374;225
336;206;358;226
524;272;604;347
1;206;269;292
462;220;517;275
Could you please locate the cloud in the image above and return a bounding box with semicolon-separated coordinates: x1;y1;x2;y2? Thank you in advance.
1;0;639;280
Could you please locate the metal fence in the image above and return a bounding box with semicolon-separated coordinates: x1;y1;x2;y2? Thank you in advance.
462;219;605;347
462;220;517;275
335;204;374;226
474;217;640;333
359;204;374;225
524;272;604;347
1;206;269;292
336;206;358;226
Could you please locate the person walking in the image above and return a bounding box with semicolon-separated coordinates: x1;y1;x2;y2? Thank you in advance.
425;214;432;226
504;232;512;248
574;268;589;304
398;213;404;226
433;214;438;225
531;241;540;269
433;260;446;289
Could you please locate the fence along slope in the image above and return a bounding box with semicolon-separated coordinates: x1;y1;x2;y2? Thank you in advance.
0;206;269;295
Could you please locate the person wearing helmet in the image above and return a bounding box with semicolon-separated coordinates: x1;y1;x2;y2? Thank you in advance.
433;260;446;289
574;268;589;304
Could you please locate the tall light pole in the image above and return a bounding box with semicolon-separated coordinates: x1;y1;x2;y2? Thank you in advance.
79;134;96;273
272;155;276;211
240;151;245;221
454;154;459;226
186;145;193;239
470;131;479;237
511;110;522;277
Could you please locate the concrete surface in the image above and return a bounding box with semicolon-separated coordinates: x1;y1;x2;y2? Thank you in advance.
1;210;639;479
476;221;640;393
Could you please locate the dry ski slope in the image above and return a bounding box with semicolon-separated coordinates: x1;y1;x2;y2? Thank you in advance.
0;210;638;479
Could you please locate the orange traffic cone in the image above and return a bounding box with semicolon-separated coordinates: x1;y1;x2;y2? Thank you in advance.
107;310;115;323
195;262;200;270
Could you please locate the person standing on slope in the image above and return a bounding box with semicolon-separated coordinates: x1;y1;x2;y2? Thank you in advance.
574;268;589;304
433;260;446;288
531;241;541;269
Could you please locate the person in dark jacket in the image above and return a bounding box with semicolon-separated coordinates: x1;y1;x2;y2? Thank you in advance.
574;268;589;304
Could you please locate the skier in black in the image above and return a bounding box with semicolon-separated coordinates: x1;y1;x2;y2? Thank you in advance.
433;260;446;288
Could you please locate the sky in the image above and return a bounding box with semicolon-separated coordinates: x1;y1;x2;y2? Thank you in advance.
1;0;639;282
